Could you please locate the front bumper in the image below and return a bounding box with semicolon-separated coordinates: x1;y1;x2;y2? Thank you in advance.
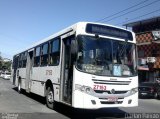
73;90;138;109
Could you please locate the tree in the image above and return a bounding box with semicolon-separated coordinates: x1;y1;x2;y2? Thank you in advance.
0;52;2;70
3;61;12;72
0;52;12;71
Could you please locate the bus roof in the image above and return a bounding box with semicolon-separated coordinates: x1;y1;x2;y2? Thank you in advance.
14;22;134;56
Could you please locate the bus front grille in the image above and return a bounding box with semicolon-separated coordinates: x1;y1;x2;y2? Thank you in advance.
95;90;128;94
92;79;131;85
99;98;124;100
100;101;123;104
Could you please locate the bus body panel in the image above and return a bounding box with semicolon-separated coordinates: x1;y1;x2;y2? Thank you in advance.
73;90;138;109
30;66;61;98
18;68;26;89
72;67;138;109
30;80;45;96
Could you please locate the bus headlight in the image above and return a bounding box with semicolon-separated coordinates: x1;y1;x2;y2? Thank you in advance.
75;84;94;94
130;87;138;94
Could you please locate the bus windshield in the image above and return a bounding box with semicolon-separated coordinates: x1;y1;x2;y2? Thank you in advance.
76;35;137;77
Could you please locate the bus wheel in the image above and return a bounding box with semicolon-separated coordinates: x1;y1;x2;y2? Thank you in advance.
18;80;21;94
46;87;54;109
154;92;158;99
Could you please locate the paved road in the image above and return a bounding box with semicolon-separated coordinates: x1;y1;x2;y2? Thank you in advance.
0;78;69;119
120;99;160;113
0;78;160;119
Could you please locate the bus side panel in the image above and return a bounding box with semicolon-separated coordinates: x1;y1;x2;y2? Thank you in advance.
21;78;26;90
18;68;26;89
50;65;61;102
15;70;19;87
11;68;19;87
30;67;44;96
30;66;61;99
31;80;45;96
10;69;14;84
53;84;60;102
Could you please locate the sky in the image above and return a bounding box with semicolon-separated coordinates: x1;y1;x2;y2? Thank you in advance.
0;0;160;59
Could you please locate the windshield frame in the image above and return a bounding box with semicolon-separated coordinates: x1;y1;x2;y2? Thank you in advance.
75;35;138;77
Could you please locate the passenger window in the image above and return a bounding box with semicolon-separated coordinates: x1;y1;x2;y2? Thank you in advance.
52;39;59;53
13;55;19;69
22;52;27;68
35;47;40;56
41;43;49;66
34;46;41;66
50;39;60;65
18;53;23;68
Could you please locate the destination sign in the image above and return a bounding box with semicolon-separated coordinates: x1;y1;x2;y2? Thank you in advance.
86;24;133;40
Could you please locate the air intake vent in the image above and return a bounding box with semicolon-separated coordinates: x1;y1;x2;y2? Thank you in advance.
92;79;131;85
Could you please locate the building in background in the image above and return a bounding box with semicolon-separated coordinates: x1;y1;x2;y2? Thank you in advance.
124;16;160;83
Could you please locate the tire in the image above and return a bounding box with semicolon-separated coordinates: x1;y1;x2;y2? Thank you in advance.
154;92;158;99
46;87;54;109
18;80;21;94
157;94;160;99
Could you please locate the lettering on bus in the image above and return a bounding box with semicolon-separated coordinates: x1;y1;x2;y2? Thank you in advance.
93;85;107;90
46;70;52;75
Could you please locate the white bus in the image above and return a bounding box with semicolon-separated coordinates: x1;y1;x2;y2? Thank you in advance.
11;22;138;109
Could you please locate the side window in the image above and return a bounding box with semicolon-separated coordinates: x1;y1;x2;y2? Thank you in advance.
41;43;49;66
13;55;19;69
34;46;40;67
12;56;16;69
50;38;60;65
22;52;27;68
17;55;20;68
18;54;23;68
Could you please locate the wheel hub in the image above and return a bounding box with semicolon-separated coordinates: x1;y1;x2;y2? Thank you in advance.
48;91;53;103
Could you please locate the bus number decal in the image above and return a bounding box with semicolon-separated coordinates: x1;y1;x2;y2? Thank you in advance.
46;70;52;75
93;85;107;90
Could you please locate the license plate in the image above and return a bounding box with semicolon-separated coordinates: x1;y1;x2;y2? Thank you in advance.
141;93;147;95
108;97;118;102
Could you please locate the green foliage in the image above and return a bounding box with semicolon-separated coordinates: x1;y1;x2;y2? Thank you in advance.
0;55;2;70
0;61;2;69
0;52;11;71
3;61;12;71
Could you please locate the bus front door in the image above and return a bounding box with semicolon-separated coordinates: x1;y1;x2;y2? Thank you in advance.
61;35;74;104
25;51;33;93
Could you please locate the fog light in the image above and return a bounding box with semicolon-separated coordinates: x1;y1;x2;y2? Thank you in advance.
128;99;132;104
91;100;96;105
